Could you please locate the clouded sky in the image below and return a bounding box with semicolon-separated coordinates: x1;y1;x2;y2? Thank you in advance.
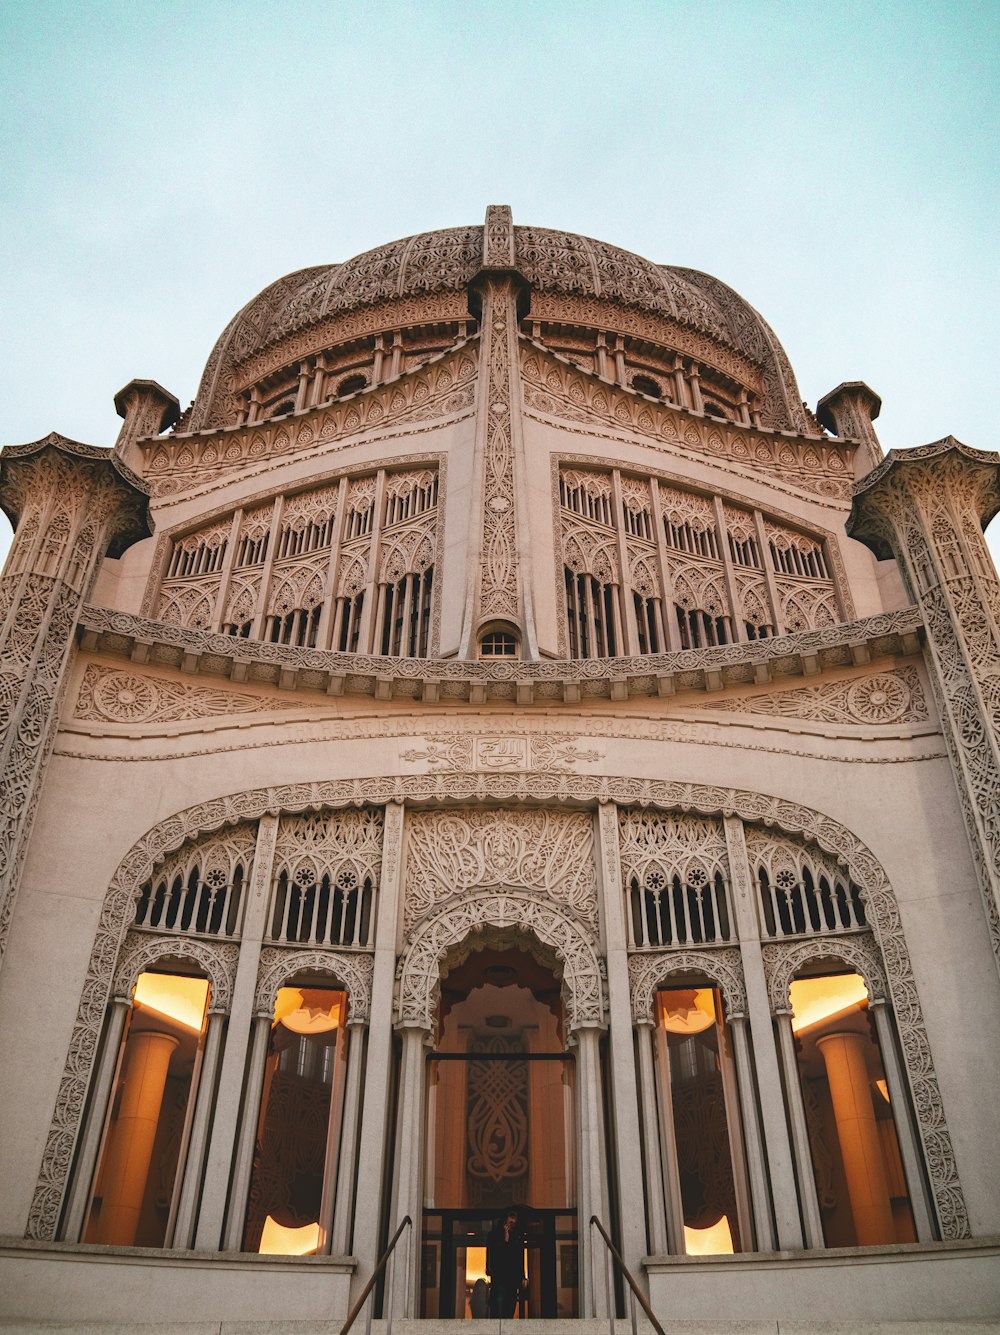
1;0;997;562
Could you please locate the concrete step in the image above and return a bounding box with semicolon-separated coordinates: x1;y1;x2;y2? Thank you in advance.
1;1320;999;1334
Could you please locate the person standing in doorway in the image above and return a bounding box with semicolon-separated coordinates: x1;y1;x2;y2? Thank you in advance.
486;1210;524;1317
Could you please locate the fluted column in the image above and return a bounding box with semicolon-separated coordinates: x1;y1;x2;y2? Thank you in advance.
0;435;150;972
171;1010;226;1248
330;1019;367;1256
350;801;404;1299
574;1024;610;1317
595;803;647;1276
390;1022;429;1317
635;1021;667;1255
775;1013;825;1248
850;440;1000;978
60;999;130;1241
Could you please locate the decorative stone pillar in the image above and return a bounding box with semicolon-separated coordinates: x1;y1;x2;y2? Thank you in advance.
330;1019;367;1256
390;1022;429;1317
0;434;150;972
723;816;802;1249
849;439;1000;978
350;801;404;1299
60;999;130;1241
817;381;882;479
634;1021;668;1256
459;205;537;658
595;804;648;1277
171;1010;226;1248
574;1023;610;1318
113;379;180;472
195;814;278;1250
774;1013;825;1248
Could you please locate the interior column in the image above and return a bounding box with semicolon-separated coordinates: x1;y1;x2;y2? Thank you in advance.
96;1028;178;1245
816;1030;894;1244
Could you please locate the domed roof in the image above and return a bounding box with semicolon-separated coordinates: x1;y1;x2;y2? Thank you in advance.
188;213;807;433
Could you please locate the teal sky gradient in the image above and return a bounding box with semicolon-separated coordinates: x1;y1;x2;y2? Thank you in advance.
1;0;998;563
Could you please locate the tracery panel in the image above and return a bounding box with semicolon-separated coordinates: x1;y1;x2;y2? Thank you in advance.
155;465;439;657
557;467;847;658
133;824;257;940
617;809;733;947
744;827;866;939
266;809;383;950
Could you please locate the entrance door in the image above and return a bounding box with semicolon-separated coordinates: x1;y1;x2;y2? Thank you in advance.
420;947;579;1318
423;1206;577;1319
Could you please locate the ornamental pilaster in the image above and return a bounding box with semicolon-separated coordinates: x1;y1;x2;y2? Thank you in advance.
460;205;537;656
0;433;150;968
849;437;1000;973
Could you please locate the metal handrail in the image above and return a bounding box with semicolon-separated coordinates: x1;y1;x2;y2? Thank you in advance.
339;1214;412;1335
590;1215;666;1335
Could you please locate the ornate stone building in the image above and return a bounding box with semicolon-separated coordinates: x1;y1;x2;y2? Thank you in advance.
0;207;998;1329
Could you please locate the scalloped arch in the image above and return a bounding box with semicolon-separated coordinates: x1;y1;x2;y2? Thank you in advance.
26;772;968;1246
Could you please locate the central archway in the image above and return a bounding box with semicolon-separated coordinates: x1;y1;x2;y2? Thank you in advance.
395;889;605;1032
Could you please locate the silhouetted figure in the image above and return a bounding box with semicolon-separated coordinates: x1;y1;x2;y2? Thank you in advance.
470;1276;490;1318
486;1210;524;1317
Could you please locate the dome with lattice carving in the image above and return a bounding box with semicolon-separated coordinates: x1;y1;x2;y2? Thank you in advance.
187;217;808;434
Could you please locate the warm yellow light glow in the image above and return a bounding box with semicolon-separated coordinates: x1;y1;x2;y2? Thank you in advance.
790;973;869;1034
133;973;209;1032
464;1245;488;1285
684;1216;735;1255
875;1078;890;1103
660;988;716;1035
273;986;341;1034
258;1216;321;1255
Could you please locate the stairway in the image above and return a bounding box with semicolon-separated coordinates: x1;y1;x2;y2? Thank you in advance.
1;1320;998;1334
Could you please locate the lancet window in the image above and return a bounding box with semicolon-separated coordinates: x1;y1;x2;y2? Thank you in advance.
266;810;383;951
133;825;257;940
744;829;866;938
83;968;212;1249
157;466;439;657
618;810;733;947
558;466;845;658
785;967;918;1247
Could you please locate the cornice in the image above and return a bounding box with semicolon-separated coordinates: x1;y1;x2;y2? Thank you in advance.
0;431;150;497
853;436;1000;500
77;603;924;707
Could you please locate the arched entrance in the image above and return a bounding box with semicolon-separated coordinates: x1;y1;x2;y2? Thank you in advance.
421;941;579;1319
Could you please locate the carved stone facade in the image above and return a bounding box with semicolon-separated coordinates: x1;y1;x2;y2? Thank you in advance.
1;209;998;1329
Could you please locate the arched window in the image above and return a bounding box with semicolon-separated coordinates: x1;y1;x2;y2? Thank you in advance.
83;970;211;1248
631;374;663;400
337;374;368;398
675;603;732;649
243;982;350;1255
479;626;519;658
787;968;917;1247
653;984;750;1254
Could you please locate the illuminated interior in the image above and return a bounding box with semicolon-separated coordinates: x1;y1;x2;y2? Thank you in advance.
684;1216;735;1256
133;972;210;1032
789;972;869;1034
656;987;743;1255
85;970;210;1248
790;970;916;1247
246;985;348;1255
258;1216;322;1256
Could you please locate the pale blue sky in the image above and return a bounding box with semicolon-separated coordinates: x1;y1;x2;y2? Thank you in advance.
1;0;998;564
